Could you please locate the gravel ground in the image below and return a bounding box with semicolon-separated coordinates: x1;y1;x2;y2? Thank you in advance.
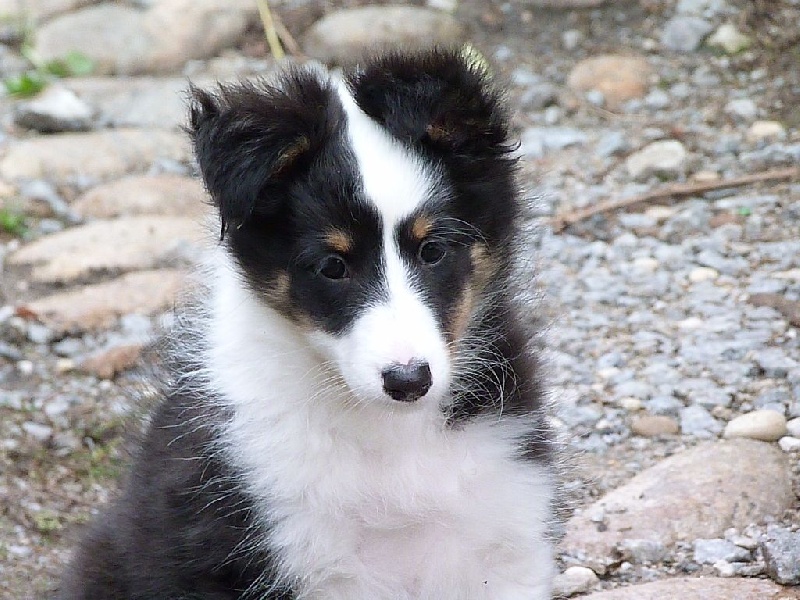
1;0;799;598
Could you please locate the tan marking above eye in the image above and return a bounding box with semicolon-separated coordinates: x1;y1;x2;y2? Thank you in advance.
411;214;434;241
447;285;475;345
324;229;353;254
470;243;496;290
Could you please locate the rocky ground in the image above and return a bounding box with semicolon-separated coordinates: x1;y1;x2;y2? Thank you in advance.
0;0;799;598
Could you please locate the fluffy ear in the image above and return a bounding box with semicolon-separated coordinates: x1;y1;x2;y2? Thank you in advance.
188;70;340;236
347;48;512;157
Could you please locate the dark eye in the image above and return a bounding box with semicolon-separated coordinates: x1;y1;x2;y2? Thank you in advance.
318;255;349;280
418;240;447;265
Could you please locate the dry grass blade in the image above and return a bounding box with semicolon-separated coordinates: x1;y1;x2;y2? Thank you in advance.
256;0;285;61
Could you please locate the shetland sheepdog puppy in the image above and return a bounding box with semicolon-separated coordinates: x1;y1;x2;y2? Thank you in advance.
58;48;556;600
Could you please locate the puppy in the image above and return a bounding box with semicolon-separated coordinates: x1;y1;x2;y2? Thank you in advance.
58;48;556;600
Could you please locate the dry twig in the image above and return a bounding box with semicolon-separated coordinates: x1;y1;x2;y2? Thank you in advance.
549;166;800;233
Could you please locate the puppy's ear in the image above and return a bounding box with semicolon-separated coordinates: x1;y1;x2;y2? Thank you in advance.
188;70;339;236
348;47;511;158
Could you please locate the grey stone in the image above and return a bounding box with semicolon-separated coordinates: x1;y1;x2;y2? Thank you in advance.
756;350;798;378
695;250;749;276
585;90;605;107
613;380;652;400
26;323;55;345
596;131;629;157
552;566;599;597
0;341;23;361
646;395;684;416
14;85;94;133
562;29;582;51
676;0;729;17
675;378;732;409
22;421;53;442
519;83;559;110
644;88;670;109
38;219;65;235
597;351;624;370
680;405;722;437
626;140;687;181
755;388;791;409
725;98;758;120
694;538;752;564
618;538;668;564
661;16;713;52
560;404;604;427
53;338;85;357
762;529;800;585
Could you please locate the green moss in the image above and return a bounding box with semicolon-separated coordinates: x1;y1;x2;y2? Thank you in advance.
0;207;27;237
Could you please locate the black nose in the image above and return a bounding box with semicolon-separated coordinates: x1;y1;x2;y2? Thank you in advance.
381;361;432;402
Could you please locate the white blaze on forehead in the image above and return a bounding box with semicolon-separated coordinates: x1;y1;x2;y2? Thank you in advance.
335;80;434;226
324;80;451;404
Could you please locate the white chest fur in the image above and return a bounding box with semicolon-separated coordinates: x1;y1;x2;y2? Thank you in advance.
206;264;555;600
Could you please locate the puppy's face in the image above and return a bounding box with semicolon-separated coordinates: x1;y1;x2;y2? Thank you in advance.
190;51;516;408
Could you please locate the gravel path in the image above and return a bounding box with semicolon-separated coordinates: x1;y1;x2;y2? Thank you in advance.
0;1;798;598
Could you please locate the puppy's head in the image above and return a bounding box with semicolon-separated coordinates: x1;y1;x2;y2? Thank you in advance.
190;50;517;408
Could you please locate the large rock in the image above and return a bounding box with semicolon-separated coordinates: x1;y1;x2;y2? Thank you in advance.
0;0;98;24
64;77;192;130
31;5;149;76
762;528;800;585
561;440;793;563
32;0;258;75
0;129;190;182
8;216;205;283
72;175;209;219
567;55;652;109
303;6;465;65
23;270;186;333
579;578;799;600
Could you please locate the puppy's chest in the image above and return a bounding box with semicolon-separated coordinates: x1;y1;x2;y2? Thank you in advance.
261;422;550;597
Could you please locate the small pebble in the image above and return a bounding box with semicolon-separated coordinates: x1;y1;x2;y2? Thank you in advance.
619;538;668;564
723;410;788;442
713;559;736;577
778;436;800;452
631;415;679;437
689;267;719;282
707;23;751;54
747;121;787;143
21;421;53;442
552;566;599;597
